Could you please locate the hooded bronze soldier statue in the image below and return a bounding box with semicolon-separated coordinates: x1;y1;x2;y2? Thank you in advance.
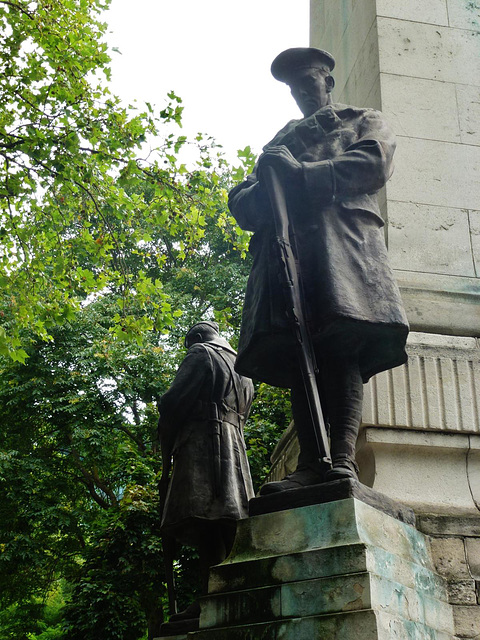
158;321;254;632
228;48;409;492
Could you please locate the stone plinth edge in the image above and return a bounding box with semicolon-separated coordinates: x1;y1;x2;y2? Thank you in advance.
249;477;415;526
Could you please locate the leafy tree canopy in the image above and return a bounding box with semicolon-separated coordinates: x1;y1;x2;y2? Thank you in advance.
0;0;252;363
0;1;291;638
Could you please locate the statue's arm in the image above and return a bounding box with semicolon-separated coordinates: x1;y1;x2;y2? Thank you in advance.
302;110;396;207
228;171;271;232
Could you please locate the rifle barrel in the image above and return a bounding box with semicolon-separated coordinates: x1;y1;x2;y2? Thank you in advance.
262;165;332;467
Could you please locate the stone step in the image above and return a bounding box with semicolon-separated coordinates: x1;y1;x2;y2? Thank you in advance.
200;572;454;634
190;608;454;640
210;542;447;601
229;499;433;568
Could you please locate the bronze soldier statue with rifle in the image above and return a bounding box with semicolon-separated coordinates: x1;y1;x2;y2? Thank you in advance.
158;321;254;635
228;47;409;493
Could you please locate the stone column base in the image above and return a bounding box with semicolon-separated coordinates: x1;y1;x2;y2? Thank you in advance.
357;427;480;517
156;498;455;639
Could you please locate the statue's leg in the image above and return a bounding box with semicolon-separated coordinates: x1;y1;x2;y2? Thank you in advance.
292;379;329;468
259;376;327;494
198;521;236;591
321;353;363;481
167;521;234;623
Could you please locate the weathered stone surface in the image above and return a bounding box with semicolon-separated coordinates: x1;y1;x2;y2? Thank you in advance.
367;546;448;599
447;580;477;606
470;210;480;275
292;574;452;633
199;588;456;639
456;85;480;147
377;17;480;86
466;538;480;580
418;515;480;538
158;499;456;640
209;544;368;594
430;538;470;580
407;333;478;349
190;610;456;640
381;75;461;144
395;271;480;337
388;137;480;212
193;609;381;640
211;541;447;609
356;429;480;517
388;201;475;277
376;0;449;25
228;499;431;568
201;572;373;629
192;602;456;639
203;571;453;631
311;0;377;102
158;614;457;640
446;0;480;30
452;604;480;638
337;22;380;107
200;583;281;628
376;611;454;640
365;76;382;110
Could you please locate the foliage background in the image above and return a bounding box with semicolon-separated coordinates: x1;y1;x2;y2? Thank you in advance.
0;1;290;638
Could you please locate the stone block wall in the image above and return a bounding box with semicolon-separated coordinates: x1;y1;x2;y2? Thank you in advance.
310;0;480;337
429;532;480;637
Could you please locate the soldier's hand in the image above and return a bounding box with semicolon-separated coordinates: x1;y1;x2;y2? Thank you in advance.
258;146;302;183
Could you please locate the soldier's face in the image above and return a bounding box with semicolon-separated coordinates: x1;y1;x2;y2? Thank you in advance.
289;68;332;117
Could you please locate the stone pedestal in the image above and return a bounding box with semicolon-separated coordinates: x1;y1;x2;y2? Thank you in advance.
156;498;455;639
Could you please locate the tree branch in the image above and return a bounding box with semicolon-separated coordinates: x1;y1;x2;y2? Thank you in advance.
0;1;35;19
68;440;117;509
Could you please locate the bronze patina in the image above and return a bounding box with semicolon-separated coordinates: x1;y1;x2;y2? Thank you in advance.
158;322;254;633
228;47;409;493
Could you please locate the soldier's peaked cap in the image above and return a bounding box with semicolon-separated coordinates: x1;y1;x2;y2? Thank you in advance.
271;47;335;83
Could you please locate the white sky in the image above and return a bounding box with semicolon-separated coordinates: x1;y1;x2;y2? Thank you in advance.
104;0;309;163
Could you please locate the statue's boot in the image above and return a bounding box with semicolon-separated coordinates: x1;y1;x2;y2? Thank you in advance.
259;462;325;494
325;454;359;480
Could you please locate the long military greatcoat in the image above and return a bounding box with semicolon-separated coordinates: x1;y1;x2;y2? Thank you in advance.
159;341;254;546
228;103;409;388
